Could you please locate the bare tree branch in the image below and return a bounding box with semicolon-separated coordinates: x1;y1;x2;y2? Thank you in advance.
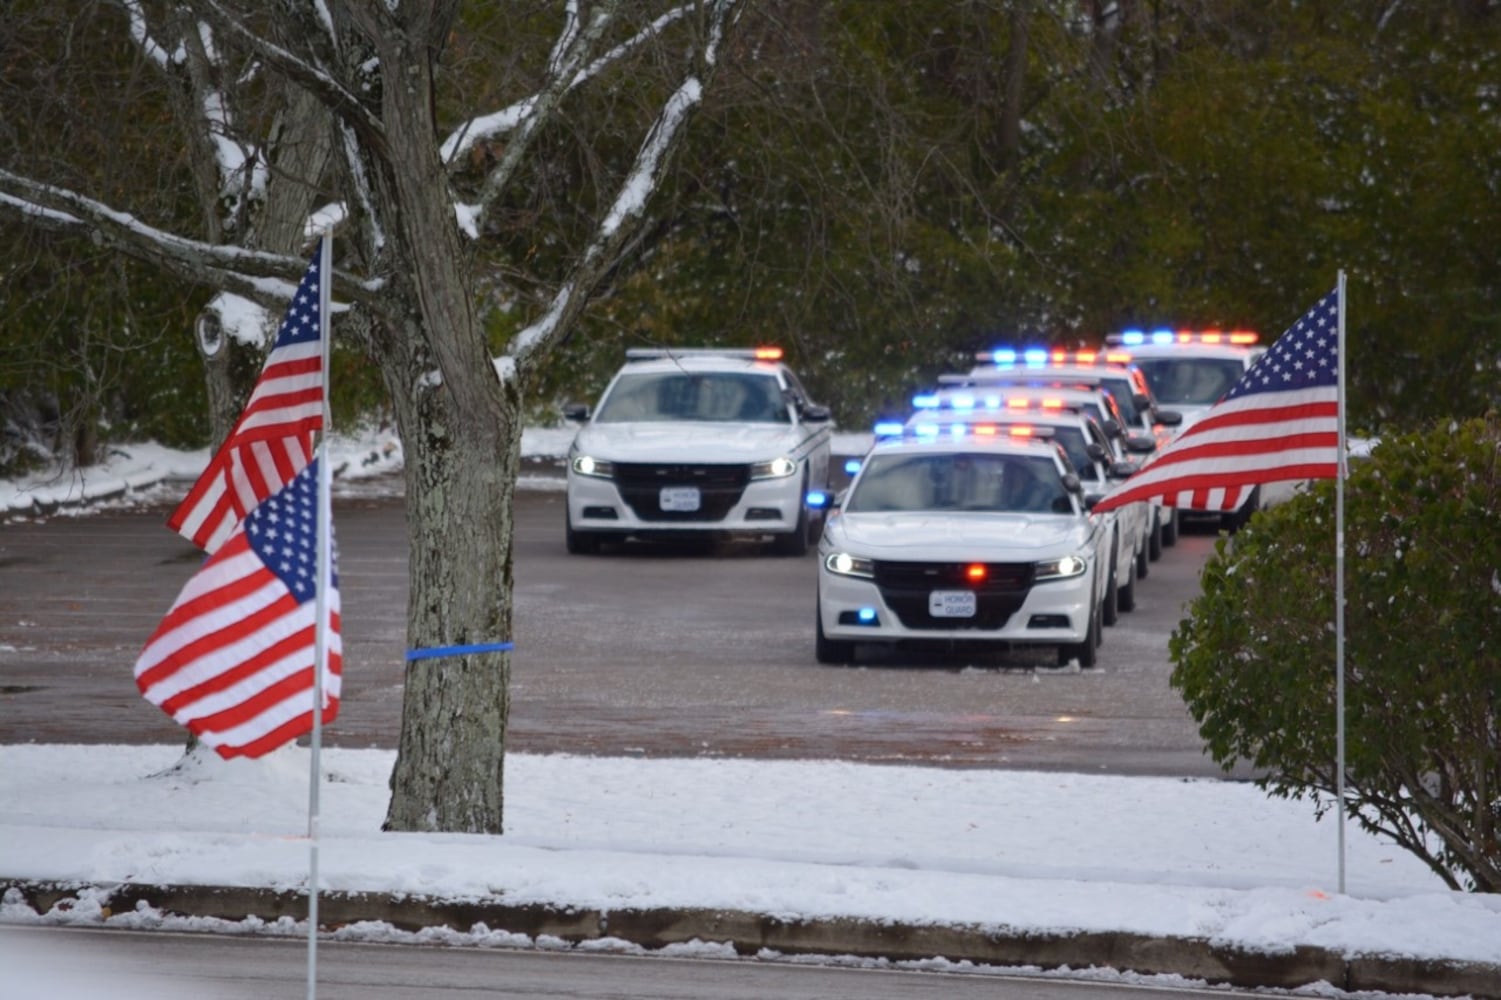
184;0;390;159
441;2;694;169
464;1;619;234
0;170;375;310
508;0;740;371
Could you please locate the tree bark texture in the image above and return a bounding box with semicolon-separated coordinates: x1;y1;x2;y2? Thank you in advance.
358;14;519;834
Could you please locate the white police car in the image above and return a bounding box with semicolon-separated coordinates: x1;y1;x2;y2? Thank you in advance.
1105;330;1264;429
1106;329;1267;529
954;349;1184;551
816;424;1108;668
913;383;1154;584
966;348;1182;451
904;399;1144;623
564;347;833;555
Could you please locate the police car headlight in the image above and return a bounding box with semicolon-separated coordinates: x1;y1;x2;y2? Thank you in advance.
823;551;875;579
750;455;798;480
1035;554;1087;581
571;455;614;478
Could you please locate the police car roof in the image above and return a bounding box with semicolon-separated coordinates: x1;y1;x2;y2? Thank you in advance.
873;425;1061;451
949;366;1123;386
928;383;1111;403
616;349;787;375
1114;344;1264;365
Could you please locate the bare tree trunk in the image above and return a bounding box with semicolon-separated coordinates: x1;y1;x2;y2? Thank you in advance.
382;360;521;833
998;0;1030;173
172;12;242;449
359;8;519;834
174;18;336;450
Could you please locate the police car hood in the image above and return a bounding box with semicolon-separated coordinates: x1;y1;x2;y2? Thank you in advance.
573;422;812;463
828;511;1083;561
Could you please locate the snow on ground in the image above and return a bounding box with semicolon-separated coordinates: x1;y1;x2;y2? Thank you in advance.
2;424;1496;994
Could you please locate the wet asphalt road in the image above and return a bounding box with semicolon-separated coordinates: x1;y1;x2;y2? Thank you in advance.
0;480;1245;778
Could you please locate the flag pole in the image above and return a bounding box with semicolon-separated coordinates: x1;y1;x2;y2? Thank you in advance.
306;230;333;1000
1334;270;1348;894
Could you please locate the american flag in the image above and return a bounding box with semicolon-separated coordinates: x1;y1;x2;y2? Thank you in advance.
137;459;341;759
168;246;326;553
1093;288;1341;514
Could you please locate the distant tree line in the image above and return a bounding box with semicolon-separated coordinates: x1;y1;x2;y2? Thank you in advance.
3;0;1497;462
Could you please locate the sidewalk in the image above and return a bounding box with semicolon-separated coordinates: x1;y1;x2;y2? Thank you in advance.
8;879;1498;997
3;744;1499;997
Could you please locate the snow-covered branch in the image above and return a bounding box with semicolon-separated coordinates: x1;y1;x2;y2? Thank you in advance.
454;1;621;237
0;169;377;308
507;0;739;370
186;0;388;157
120;0;182;68
443;2;694;166
338;119;385;255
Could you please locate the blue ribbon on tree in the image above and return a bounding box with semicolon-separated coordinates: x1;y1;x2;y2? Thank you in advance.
405;641;514;662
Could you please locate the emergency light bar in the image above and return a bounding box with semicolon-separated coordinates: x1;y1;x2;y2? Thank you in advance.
939;371;1109;389
882;417;1062;441
975;347;1134;366
625;346;785;361
891;420;1059;441
915;390;1008;411
1106;329;1259;347
914;390;1081;414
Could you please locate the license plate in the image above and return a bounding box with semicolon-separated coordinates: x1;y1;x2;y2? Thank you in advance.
928;590;976;618
660;486;701;512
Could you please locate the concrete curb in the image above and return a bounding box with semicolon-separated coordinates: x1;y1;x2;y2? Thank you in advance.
7;880;1498;998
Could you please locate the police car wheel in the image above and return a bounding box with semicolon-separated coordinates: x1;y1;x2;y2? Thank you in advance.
1059;597;1101;669
1102;546;1121;626
770;475;813;556
1162;509;1180;546
1118;558;1137;613
565;512;602;555
815;605;856;664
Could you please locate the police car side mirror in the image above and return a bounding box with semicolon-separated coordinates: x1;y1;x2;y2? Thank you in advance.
1101;419;1123;438
1085;443;1108;463
1108;461;1137;479
563;402;590;422
1155;408;1183;427
1061;472;1083;494
1124;434;1157;454
800;402;833;422
818;487;848;512
1133;392;1152;409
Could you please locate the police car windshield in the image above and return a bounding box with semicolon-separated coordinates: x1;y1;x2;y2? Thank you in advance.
847;452;1068;514
1096;376;1141;425
595;371;790;423
1048;427;1096;479
1133;358;1244;406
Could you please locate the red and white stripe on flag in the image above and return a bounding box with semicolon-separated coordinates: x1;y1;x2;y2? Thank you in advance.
1093;288;1340;515
138;461;340;759
168;248;326;553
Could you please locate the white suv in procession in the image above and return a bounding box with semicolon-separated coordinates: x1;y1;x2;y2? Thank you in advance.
563;347;833;555
816;424;1108;668
1106;329;1267;530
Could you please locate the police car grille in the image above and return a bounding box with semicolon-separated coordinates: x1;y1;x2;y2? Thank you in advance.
872;561;1035;631
614;463;751;522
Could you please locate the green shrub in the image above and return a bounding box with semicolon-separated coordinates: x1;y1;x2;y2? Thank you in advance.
1171;414;1501;891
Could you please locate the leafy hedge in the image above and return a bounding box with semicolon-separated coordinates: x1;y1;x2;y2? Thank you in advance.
1171;414;1501;891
